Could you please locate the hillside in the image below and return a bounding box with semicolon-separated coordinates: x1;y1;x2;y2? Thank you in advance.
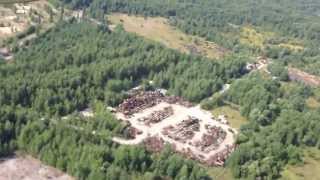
108;14;227;59
0;0;320;180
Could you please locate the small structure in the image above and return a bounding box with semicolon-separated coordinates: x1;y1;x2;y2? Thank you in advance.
246;56;270;71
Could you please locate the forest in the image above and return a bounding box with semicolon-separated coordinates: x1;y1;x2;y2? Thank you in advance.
57;0;320;75
1;0;320;179
0;20;245;179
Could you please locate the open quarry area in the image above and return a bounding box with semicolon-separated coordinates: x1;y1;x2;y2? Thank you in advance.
113;90;237;166
0;156;73;180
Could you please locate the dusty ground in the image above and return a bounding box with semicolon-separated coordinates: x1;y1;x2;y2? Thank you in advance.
288;67;320;87
0;5;27;40
108;13;228;59
0;156;73;180
113;102;237;162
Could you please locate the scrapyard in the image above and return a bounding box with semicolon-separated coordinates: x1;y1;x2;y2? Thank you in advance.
112;90;237;166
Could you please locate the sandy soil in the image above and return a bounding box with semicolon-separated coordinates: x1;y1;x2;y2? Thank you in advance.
288;67;320;87
113;102;237;161
0;156;73;180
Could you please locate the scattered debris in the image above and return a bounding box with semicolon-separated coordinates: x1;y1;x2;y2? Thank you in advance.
117;90;192;116
113;89;237;166
79;108;94;118
138;106;174;125
246;56;270;72
123;124;143;139
144;136;165;152
162;116;200;143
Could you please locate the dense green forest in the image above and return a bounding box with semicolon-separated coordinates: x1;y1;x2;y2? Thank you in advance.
0;20;245;179
1;0;320;179
57;0;320;75
225;73;320;179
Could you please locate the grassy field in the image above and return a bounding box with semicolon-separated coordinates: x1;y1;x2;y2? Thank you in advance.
240;26;269;48
207;166;234;180
239;26;303;52
211;105;248;130
279;42;304;51
108;13;227;59
281;147;320;180
306;97;320;109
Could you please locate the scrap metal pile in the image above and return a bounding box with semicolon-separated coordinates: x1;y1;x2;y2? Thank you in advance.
117;91;192;116
206;144;237;166
117;91;164;116
123;125;143;139
163;96;193;107
194;125;227;153
114;90;237;167
138;106;174;125
162;116;200;143
143;136;165;153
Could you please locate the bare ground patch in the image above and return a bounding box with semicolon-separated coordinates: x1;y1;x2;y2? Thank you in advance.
288;67;320;87
0;155;73;180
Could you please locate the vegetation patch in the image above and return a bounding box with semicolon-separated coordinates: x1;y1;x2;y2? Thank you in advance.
240;26;269;48
306;97;320;109
240;26;304;52
207;166;233;180
281;148;320;180
108;13;228;59
211;105;247;130
278;42;304;52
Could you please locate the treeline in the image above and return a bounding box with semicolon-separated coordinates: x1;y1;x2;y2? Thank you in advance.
18;107;208;180
0;21;245;179
0;20;246;115
58;0;320;43
224;73;320;179
56;0;320;75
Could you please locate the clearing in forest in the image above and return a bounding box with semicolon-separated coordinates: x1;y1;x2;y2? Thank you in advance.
288;67;320;87
207;166;234;180
211;105;247;130
281;148;320;180
239;26;304;51
306;97;320;109
112;90;237;166
108;13;228;59
0;155;73;180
